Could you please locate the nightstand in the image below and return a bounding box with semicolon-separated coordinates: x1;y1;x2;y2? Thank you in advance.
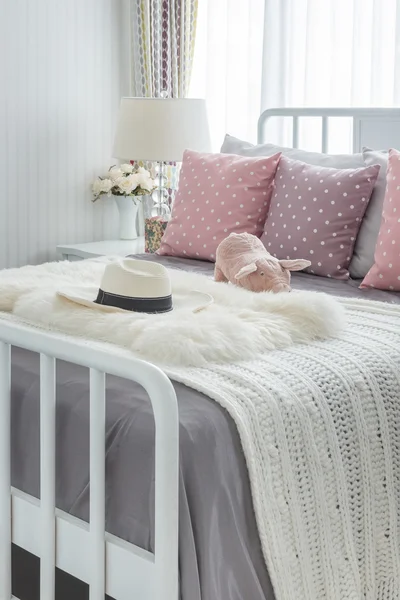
57;238;145;261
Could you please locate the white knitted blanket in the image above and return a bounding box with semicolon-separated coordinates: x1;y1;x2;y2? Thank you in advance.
166;297;400;600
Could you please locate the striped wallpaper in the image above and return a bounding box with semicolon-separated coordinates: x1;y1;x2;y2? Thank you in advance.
0;0;131;269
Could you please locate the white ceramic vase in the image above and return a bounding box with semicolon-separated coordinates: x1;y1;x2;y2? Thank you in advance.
114;195;139;240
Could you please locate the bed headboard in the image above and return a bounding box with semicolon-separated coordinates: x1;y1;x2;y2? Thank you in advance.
257;107;400;152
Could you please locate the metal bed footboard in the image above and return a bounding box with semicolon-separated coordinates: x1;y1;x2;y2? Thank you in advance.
0;320;179;600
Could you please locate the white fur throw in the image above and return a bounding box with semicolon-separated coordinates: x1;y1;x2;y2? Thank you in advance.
0;257;344;367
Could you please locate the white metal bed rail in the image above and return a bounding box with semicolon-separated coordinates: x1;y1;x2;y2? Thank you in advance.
257;107;400;152
0;320;179;600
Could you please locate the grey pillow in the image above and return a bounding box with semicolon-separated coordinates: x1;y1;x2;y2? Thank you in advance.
348;148;388;279
221;134;365;168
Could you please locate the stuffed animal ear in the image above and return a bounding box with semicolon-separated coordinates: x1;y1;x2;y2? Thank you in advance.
235;263;258;280
279;258;311;272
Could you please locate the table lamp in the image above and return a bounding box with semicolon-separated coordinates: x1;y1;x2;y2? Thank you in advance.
113;97;211;216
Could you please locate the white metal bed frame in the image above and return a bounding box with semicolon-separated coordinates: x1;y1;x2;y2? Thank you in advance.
0;321;179;600
1;107;400;600
258;107;400;152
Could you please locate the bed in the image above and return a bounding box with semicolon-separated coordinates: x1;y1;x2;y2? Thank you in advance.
3;107;400;600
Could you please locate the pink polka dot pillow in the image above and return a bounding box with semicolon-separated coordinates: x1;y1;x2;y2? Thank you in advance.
361;149;400;291
157;149;281;261
261;156;380;279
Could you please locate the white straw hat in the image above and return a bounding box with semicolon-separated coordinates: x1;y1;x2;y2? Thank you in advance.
57;259;213;314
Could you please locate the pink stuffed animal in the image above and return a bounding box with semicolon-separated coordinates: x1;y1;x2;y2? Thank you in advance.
215;232;311;293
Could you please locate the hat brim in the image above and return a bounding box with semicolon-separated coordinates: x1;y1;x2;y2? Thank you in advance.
57;285;213;314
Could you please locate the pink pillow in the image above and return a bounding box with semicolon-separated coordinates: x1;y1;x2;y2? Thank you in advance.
261;156;379;279
157;149;281;261
361;149;400;291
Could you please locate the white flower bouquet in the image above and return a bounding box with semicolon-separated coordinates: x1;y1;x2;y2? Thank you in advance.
92;163;156;202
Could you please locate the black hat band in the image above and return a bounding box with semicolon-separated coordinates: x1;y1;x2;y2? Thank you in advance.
95;289;173;313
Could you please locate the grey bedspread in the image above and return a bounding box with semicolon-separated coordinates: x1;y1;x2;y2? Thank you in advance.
11;255;400;600
140;253;400;303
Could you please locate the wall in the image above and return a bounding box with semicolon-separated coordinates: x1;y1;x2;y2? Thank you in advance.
0;0;131;269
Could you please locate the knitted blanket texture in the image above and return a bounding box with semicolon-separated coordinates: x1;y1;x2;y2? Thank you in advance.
168;297;400;600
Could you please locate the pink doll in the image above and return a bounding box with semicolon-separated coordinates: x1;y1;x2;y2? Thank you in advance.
215;232;311;293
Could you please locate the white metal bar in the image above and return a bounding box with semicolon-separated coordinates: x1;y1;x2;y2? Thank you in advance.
260;106;400;118
40;354;56;600
0;342;11;600
89;369;106;600
292;116;299;148
353;117;361;153
154;381;179;600
321;116;329;153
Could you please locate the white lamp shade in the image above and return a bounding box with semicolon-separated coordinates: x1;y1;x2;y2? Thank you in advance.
113;97;211;162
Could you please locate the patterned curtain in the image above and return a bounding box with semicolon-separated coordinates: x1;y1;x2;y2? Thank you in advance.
130;0;198;99
129;0;198;198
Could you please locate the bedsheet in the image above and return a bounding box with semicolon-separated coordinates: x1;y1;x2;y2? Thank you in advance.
134;253;400;303
11;255;400;600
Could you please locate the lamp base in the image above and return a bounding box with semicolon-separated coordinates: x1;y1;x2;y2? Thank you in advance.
152;161;171;218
